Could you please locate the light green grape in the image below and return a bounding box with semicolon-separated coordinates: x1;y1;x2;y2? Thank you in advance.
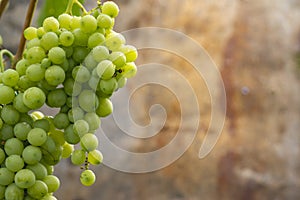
64;124;80;144
0;168;15;186
4;137;24;156
43;16;59;32
27;180;48;199
13;93;31;113
43;175;60;193
80;133;98;152
53;113;70;129
109;51;126;69
23;87;46;109
84;112;101;131
96;60;115;80
14;121;32;141
26;63;45;82
24;27;37;40
48;47;66;64
0;185;5;199
92;45;109;62
16;58;30;76
5;155;24;172
0;85;15;104
41;32;59;50
72;65;90;83
14;169;36;188
61;142;74;158
1;124;14;140
97;13;113;29
5;183;24;200
45;65;66;86
122;62;137;78
26;163;48;180
68;107;84;123
105;32;125;51
80;169;96;186
71;149;86;165
26;37;41;48
78;90;99;113
88;32;105;48
70;16;81;30
22;145;42;164
59;30;74;46
102;1;120;18
99;77;118;94
33;118;50;132
72;46;89;63
2;68;19;87
80;15;97;34
73;119;90;138
58;13;72;29
27;128;47;146
26;46;46;64
88;149;103;165
1;105;20;125
83;53;98;70
72;28;89;46
47;89;67;108
96;97;113;117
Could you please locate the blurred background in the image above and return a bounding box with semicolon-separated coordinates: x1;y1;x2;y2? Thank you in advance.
1;0;300;199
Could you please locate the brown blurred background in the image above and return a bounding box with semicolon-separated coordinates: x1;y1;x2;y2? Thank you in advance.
1;0;300;199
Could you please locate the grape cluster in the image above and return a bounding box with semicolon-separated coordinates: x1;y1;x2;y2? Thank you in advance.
0;1;137;199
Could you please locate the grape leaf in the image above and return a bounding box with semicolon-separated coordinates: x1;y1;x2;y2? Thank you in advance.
37;0;85;26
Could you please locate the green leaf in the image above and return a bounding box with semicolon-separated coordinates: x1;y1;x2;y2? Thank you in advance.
37;0;85;26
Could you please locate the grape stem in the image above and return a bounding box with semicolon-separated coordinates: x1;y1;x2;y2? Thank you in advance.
0;49;14;72
0;0;9;19
66;0;88;15
13;0;38;68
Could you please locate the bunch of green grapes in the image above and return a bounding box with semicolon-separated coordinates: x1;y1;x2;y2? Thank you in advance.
0;1;138;199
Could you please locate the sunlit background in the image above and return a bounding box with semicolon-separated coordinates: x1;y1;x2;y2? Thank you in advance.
1;0;300;199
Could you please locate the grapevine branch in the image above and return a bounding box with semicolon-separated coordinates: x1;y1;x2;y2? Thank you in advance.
13;0;38;68
0;0;9;19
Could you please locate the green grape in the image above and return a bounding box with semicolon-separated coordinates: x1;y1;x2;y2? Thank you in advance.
47;89;67;108
19;113;34;126
24;26;38;40
109;51;126;69
64;124;80;144
80;15;97;34
33;118;50;132
30;111;45;120
48;47;66;64
68;107;84;123
96;97;113;117
41;58;51;69
27;180;48;199
13;93;31;113
71;149;86;165
14;122;32;141
0;168;15;185
0;149;6;164
92;45;109;62
70;16;81;30
102;1;120;18
80;169;96;186
59;30;74;46
26;37;41;48
1;124;14;140
122;62;137;78
49;130;65;146
27;128;47;146
26;163;48;180
105;32;125;51
99;77;118;94
0;85;15;104
96;60;115;80
0;185;5;199
78;90;99;113
43;16;59;32
72;47;89;63
72;65;90;83
83;53;98;70
5;183;24;200
97;13;113;29
22;145;42;164
88;149;103;165
63;78;81;96
53;113;70;129
62;46;74;58
14;169;36;188
26;63;45;82
26;46;46;64
84;112;101;131
16;58;30;76
45;65;66;86
4;137;24;155
61;142;74;158
43;175;60;193
5;155;24;172
88;75;99;91
18;75;35;91
80;133;98;152
88;32;105;48
37;27;46;38
1;105;20;125
23;87;46;109
58;13;72;29
72;28;89;46
41;32;59;50
2;68;19;87
42;194;58;200
74;119;89;138
116;74;127;88
40;136;57;154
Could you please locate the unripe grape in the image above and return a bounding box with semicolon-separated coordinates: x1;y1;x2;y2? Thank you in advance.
59;30;74;46
45;65;66;86
96;98;113;117
48;47;66;64
24;26;37;40
23;87;46;109
27;180;48;199
0;85;15;104
43;16;59;32
102;1;120;18
2;68;19;87
80;169;96;186
41;32;59;50
80;15;97;34
0;168;14;185
26;63;45;82
71;149;86;165
88;149;103;165
58;13;72;29
5;183;24;199
80;133;98;152
43;175;60;193
26;46;46;64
